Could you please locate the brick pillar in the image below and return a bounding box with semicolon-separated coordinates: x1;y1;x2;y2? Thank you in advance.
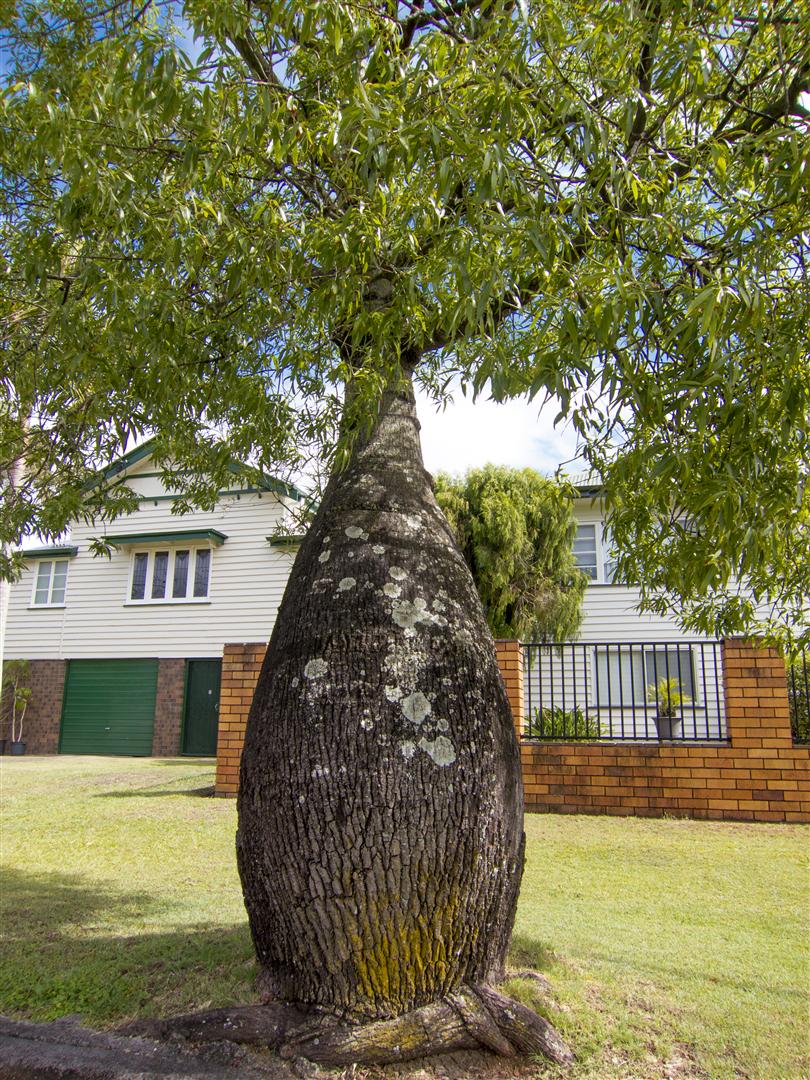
495;639;524;739
722;639;793;749
214;643;266;797
152;659;186;756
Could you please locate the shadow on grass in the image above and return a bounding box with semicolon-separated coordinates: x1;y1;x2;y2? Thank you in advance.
508;933;558;973
0;867;158;937
94;785;216;799
0;867;254;1024
154;758;216;766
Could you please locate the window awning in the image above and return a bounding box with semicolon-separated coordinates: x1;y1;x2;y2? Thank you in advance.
106;529;228;546
267;535;304;548
22;545;79;559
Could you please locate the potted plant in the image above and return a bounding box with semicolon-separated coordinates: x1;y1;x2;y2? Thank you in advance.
647;676;691;740
3;659;32;755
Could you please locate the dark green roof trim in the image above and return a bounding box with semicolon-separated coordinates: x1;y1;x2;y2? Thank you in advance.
84;437;306;503
106;529;228;546
83;438;159;491
138;487;275;503
22;545;79;559
267;535;304;547
225;461;306;503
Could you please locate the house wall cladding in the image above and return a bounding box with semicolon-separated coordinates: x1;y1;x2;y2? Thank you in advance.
3;481;295;663
214;639;810;822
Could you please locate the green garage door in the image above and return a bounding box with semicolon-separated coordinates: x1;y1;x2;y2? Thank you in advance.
60;659;158;755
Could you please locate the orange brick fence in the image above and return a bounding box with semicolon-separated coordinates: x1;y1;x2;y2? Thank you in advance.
215;639;810;822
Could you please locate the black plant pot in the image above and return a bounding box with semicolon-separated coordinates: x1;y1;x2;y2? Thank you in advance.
0;739;6;755
655;715;682;741
10;740;26;756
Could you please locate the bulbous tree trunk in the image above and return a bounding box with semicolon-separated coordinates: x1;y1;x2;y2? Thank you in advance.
232;371;571;1066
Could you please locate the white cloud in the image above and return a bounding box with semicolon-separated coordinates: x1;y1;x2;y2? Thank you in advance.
415;387;583;478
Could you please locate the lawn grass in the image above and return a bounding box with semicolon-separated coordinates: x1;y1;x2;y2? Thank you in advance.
1;756;807;1079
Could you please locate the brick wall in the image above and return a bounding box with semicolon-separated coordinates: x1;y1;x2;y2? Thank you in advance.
520;640;809;822
213;638;809;822
1;659;66;754
152;659;186;756
214;643;266;796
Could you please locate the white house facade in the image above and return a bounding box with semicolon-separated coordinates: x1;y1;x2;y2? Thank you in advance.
2;441;303;756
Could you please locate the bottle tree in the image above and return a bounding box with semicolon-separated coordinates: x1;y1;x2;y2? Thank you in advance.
2;0;808;1065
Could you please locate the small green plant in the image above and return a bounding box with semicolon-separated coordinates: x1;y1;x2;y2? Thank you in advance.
786;651;809;744
527;705;600;739
2;659;32;743
646;677;691;718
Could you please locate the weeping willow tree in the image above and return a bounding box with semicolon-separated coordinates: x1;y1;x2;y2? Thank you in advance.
1;0;808;1066
434;466;586;641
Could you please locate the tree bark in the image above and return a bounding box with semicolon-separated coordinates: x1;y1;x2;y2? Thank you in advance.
236;370;570;1065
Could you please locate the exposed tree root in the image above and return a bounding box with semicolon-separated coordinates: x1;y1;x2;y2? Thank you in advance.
120;983;573;1068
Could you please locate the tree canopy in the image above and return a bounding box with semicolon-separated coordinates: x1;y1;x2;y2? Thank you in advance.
434;465;586;640
1;0;808;646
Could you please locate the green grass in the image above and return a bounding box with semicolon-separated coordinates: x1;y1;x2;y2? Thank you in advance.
1;757;807;1079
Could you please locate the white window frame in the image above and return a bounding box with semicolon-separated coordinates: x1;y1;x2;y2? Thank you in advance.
30;559;70;608
125;546;213;605
592;645;699;709
575;522;617;584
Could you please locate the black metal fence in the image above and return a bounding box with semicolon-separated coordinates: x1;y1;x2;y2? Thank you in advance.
787;651;810;745
522;640;726;742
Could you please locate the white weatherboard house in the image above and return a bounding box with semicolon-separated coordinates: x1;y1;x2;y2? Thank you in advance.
2;447;721;756
2;440;304;756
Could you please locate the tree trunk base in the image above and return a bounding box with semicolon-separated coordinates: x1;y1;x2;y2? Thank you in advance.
121;984;573;1068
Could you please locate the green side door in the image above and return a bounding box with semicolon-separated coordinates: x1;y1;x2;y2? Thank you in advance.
182;659;222;756
60;659;158;756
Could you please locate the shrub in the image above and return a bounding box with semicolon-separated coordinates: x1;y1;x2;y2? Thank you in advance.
526;705;599;740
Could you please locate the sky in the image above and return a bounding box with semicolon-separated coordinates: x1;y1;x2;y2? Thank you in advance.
414;389;582;479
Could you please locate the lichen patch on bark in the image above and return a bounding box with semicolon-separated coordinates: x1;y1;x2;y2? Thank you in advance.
418;735;457;767
303;658;328;679
345;525;368;540
400;691;431;725
391;596;434;629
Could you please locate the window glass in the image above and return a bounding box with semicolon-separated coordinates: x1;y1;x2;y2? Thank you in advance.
172;550;190;598
34;562;52;605
645;647;695;700
32;559;69;605
50;560;68;604
594;647;644;705
131;553;148;600
573;525;598;579
129;548;211;602
193;549;211;597
151;551;169;599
